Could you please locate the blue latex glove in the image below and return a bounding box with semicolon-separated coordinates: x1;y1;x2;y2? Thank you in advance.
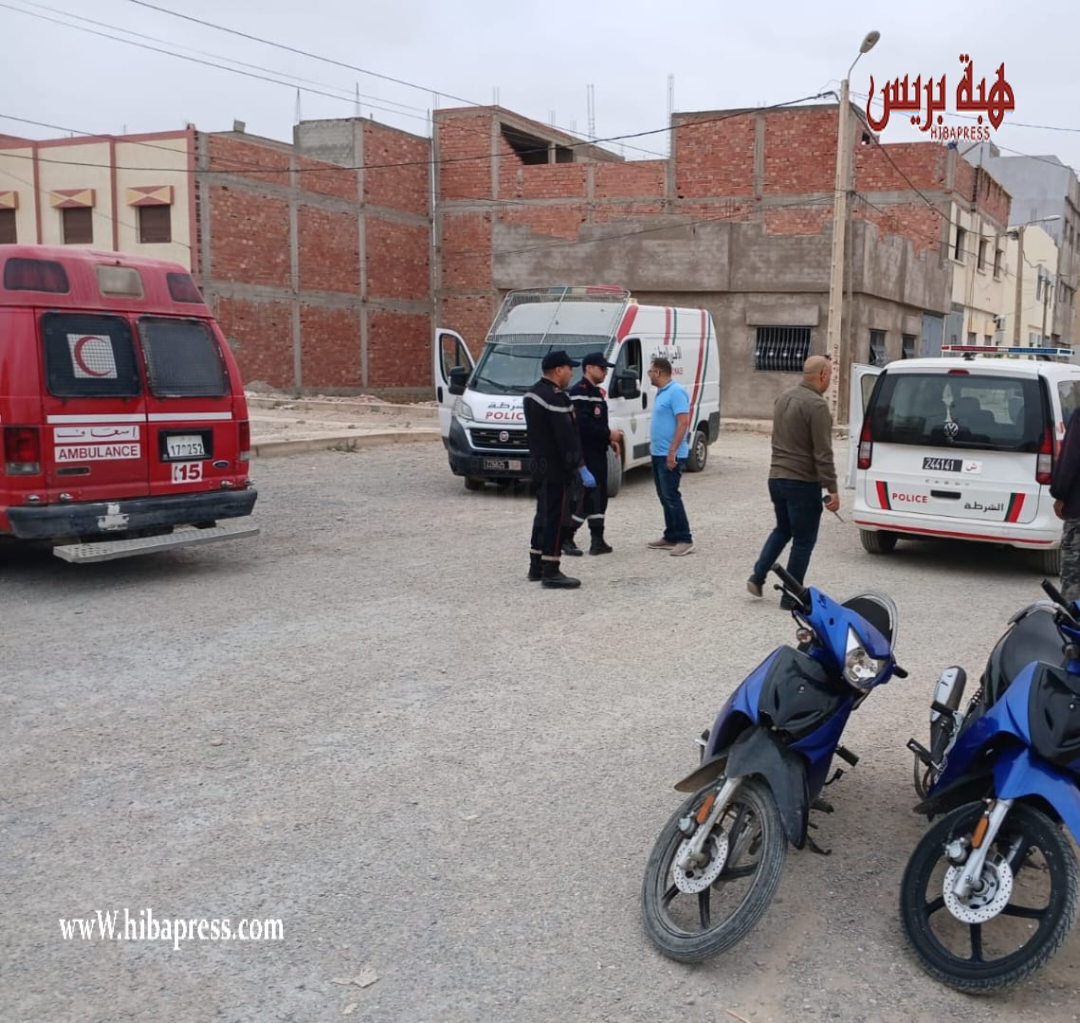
579;466;597;488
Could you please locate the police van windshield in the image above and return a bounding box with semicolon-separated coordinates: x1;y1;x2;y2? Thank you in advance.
869;372;1046;452
469;336;610;395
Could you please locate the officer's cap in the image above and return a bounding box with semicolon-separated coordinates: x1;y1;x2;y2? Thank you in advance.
581;352;616;369
542;350;580;370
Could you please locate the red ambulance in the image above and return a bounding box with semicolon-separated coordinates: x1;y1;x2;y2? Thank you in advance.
0;245;258;563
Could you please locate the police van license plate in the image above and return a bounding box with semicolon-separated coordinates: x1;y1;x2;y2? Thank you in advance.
483;458;522;471
166;434;207;459
922;457;962;472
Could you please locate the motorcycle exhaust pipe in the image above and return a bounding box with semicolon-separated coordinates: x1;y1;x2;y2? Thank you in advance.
929;666;967;761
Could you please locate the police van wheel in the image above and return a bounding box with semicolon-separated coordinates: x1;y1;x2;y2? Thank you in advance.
464;477;484;491
685;430;708;473
860;529;897;554
1038;547;1062;577
607;448;623;499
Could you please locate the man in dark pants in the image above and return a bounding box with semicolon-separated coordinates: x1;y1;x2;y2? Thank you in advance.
562;352;624;556
748;355;839;609
523;350;596;589
1051;406;1080;600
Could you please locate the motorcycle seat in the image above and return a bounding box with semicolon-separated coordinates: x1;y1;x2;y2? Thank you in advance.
985;607;1069;705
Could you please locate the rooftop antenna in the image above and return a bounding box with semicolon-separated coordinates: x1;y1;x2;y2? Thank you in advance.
354;84;361;118
667;73;675;156
587;83;596;141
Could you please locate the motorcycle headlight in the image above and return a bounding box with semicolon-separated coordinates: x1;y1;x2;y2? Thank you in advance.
453;398;476;422
843;626;887;689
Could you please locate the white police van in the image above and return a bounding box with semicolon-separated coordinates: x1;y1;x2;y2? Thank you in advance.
846;345;1080;574
433;286;721;495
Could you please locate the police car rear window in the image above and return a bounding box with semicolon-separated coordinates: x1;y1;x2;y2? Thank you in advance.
41;312;143;399
869;372;1047;452
137;317;229;398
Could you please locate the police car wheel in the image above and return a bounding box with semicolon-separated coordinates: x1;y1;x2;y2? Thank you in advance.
1038;547;1062;577
685;430;708;473
464;477;484;491
607;448;623;499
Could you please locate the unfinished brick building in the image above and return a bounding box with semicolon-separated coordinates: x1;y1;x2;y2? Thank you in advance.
433;103;1013;419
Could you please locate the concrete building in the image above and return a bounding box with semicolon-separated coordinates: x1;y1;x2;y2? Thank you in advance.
1000;223;1059;346
967;143;1080;346
434;103;1011;420
0;120;433;397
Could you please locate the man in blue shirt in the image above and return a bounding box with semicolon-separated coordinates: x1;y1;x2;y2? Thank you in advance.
646;356;694;556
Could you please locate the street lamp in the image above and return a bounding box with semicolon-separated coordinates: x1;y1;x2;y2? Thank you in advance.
826;30;880;419
1008;215;1061;346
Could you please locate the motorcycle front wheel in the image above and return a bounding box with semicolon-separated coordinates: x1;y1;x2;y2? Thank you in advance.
900;800;1079;993
641;776;786;962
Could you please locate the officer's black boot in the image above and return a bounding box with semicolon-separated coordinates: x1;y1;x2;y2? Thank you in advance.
527;553;542;581
541;559;581;589
589;529;613;555
561;533;584;557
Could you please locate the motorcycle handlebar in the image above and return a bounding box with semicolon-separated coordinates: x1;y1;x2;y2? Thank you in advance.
1042;577;1069;610
770;562;809;607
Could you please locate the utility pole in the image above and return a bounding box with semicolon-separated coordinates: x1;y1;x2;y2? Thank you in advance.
1013;224;1025;346
825;30;879;420
1042;268;1052;344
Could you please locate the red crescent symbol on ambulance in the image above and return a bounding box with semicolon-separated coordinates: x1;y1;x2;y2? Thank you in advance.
73;336;110;377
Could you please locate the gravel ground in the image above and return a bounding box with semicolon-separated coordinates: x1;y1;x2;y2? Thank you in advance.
3;434;1079;1023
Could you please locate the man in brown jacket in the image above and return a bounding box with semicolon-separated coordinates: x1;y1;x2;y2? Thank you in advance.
748;355;840;609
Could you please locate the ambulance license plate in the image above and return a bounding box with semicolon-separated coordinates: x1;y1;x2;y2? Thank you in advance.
166;434;206;459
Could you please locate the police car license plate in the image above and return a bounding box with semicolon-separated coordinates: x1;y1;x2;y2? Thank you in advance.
922;457;962;472
166;434;206;459
483;458;522;471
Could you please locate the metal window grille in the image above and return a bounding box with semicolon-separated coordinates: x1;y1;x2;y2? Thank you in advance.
901;334;916;359
869;330;888;367
753;327;811;372
138;205;172;244
62;207;93;245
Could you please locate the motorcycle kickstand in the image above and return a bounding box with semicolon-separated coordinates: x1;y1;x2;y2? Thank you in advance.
804;820;832;856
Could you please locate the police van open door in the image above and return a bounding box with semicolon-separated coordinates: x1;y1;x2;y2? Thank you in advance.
433;328;475;437
845;363;881;489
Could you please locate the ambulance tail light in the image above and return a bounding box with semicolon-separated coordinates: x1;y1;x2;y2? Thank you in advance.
1036;425;1054;485
238;419;251;462
857;413;874;470
4;426;41;475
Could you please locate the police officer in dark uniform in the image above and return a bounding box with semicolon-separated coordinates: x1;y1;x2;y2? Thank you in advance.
562;352;622;556
523;350;596;589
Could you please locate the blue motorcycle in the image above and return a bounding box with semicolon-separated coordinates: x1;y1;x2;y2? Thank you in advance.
902;578;1080;994
641;564;906;961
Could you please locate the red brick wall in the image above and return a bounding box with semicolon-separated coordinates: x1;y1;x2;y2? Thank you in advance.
513;164;588;201
853;200;944;257
300;304;361;389
208;186;291;289
366;218;430;300
762;108;838;195
438;294;496;358
590;201;666;224
855;142;946;193
207;135;290;186
673;113;756;197
952;151;975;202
764;206;832;235
368;310;432;387
437;112;495;202
440;211;493;289
974;167;1011;227
296;154;356;201
364;122;430;217
501;205;587;239
212;296;293;388
298;205;359;293
594;161;665;198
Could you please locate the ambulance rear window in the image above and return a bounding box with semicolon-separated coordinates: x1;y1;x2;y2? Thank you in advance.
869;372;1047;452
40;312;142;399
137;317;229;398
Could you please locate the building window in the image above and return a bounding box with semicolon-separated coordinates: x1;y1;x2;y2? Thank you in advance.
0;209;15;244
753;326;811;372
901;334;917;359
954;225;966;262
984;334;993;345
869;330;887;366
967;331;977;345
138;205;172;244
977;238;988;271
62;207;93;245
994;247;1003;278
